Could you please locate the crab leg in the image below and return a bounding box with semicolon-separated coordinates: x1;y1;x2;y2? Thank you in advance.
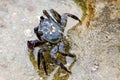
38;47;48;75
51;57;71;74
43;10;52;19
50;9;61;24
50;45;71;73
43;10;59;24
58;42;76;57
59;51;76;57
61;13;82;27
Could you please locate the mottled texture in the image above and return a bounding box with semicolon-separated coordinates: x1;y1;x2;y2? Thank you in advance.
69;0;120;80
0;0;120;80
0;0;81;80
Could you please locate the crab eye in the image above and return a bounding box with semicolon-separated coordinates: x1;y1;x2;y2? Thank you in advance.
40;16;45;22
40;16;44;20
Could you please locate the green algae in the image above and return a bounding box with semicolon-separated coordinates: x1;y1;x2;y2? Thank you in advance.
74;0;87;20
28;39;75;80
73;0;95;27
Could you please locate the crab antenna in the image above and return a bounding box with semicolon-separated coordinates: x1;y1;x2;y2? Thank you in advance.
40;16;44;20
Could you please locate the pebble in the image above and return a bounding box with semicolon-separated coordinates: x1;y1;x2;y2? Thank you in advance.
39;77;43;80
91;64;99;72
66;56;74;67
24;29;33;37
59;73;67;77
21;18;27;22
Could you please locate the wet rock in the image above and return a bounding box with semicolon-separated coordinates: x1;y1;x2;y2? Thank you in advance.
0;0;120;80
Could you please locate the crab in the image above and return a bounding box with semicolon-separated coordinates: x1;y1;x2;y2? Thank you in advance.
27;9;81;75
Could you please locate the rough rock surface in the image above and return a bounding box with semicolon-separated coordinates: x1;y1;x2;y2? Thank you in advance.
69;0;120;80
0;0;81;80
0;0;120;80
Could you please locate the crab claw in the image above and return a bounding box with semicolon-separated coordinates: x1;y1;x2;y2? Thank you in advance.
27;41;34;51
